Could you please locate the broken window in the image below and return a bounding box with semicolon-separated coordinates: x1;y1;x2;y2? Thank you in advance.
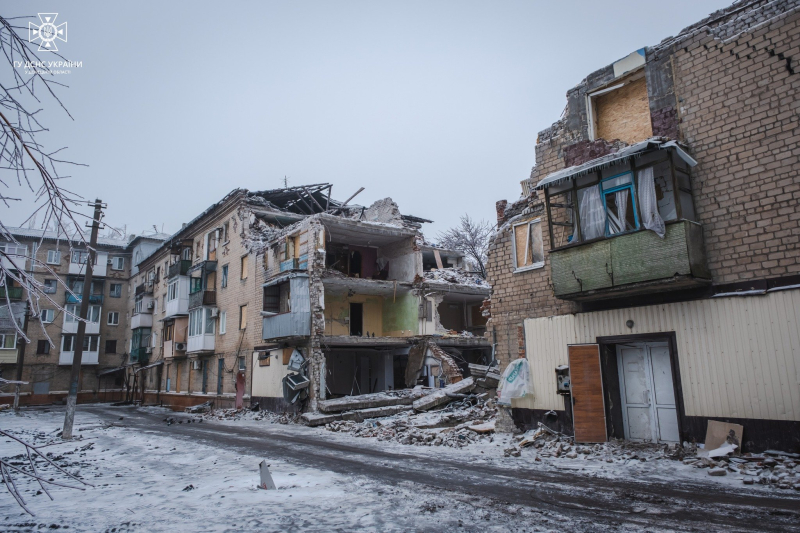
544;149;697;249
263;282;291;314
513;220;544;271
601;173;638;236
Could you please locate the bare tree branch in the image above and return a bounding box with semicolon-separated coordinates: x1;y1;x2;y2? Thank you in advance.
436;215;492;279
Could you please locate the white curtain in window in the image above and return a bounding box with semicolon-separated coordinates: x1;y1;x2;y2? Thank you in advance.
579;185;605;240
637;166;666;238
607;189;630;235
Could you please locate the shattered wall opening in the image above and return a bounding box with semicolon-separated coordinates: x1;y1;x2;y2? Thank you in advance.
324;347;409;397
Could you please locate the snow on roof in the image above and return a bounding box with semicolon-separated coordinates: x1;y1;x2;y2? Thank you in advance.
3;226;129;248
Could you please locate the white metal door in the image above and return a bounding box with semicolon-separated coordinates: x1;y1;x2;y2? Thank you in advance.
648;345;680;442
617;342;679;443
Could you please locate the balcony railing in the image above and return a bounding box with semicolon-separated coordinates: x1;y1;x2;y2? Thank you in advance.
130;347;150;365
550;220;711;301
135;282;154;296
65;293;104;305
168;260;192;278
0;286;23;300
188;290;216;309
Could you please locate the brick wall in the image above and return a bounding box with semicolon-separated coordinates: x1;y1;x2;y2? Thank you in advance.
669;6;800;282
10;239;131;397
487;0;800;368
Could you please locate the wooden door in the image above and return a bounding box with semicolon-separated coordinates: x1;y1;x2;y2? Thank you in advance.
235;371;245;410
568;344;607;443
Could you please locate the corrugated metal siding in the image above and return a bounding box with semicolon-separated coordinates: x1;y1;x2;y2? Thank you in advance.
524;290;800;421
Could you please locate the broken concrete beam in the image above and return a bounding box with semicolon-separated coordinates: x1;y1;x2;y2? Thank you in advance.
479;373;500;388
468;420;496;434
318;390;428;413
412;378;475;412
340;405;413;422
468;364;490;377
476;375;499;389
301;412;342;427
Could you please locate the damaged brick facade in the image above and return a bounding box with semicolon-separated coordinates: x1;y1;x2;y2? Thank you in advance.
488;0;800;377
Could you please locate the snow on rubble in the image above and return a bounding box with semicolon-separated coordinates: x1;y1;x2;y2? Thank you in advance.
422;267;488;288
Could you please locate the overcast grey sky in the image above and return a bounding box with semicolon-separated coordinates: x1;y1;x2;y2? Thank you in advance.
3;0;732;240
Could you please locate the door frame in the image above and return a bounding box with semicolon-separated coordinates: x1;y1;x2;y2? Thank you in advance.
596;332;687;444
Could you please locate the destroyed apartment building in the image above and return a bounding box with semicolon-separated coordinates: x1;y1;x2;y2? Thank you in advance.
487;0;800;452
249;185;492;414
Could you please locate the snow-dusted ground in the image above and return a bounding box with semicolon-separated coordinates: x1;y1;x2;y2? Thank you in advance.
196;406;797;494
0;407;569;532
2;406;799;532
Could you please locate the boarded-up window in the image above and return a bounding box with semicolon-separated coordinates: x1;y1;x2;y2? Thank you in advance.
513;220;544;271
593;76;652;144
240;255;249;280
239;304;247;330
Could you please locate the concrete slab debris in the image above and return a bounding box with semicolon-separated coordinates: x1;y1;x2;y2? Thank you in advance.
468;420;496;434
318;389;429;413
412;378;475;412
340;405;413;422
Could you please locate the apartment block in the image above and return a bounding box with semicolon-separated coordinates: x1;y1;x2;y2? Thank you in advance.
0;228;163;404
487;0;800;451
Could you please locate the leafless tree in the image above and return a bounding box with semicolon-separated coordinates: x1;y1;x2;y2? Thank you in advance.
437;215;492;278
0;14;94;345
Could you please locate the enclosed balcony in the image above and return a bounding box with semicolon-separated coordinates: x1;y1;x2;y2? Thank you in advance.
189;288;216;309
262;273;311;340
187;307;215;354
0;286;23;300
62;304;101;335
130;311;153;329
168;259;192;279
135;281;154;296
550;220;710;300
165;275;190;317
59;334;100;365
129;346;151;365
68;250;107;277
534;139;711;301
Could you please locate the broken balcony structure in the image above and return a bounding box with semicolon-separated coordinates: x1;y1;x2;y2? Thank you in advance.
249;185;491;412
535;138;711;301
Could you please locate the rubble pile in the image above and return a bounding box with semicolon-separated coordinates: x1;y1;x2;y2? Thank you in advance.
201;408;300;425
325;398;497;448
684;451;800;490
422;268;487;288
508;424;695;462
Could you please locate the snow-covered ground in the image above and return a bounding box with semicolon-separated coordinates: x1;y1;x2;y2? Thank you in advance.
0;407;566;532
197;406;799;494
2;406;798;532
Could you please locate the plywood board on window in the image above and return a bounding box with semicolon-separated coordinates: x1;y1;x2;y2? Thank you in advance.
282;347;293;365
595;76;653;144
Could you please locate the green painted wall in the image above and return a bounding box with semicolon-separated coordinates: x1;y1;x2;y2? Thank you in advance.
382;292;418;336
551;220;708;297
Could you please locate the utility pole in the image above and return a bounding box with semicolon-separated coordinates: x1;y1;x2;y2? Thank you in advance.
62;199;104;439
13;301;30;413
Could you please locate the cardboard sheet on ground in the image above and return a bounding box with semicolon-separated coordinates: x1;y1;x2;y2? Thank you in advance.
704;420;743;451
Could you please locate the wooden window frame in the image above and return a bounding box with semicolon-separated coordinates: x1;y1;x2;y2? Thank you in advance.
511;218;545;273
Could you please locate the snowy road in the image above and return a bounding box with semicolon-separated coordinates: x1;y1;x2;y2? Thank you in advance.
2;404;800;532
